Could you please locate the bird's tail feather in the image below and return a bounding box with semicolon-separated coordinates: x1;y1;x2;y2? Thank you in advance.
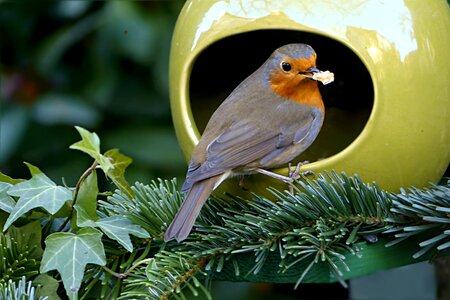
164;175;221;242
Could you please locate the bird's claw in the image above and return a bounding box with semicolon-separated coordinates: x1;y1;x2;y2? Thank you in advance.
287;161;315;193
288;161;312;179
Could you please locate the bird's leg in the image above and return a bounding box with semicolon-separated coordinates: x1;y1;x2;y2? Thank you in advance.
255;168;294;183
287;161;314;193
256;161;315;193
255;168;298;194
288;162;300;180
255;161;313;183
288;161;315;179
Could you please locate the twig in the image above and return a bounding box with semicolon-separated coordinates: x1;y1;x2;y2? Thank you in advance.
57;160;99;232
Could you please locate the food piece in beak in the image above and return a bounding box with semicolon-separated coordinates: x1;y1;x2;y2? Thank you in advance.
312;70;334;85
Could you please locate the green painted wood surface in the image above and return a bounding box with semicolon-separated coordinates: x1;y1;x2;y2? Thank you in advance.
211;237;442;284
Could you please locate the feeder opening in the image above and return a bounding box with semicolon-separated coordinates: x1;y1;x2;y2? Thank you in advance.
189;30;374;162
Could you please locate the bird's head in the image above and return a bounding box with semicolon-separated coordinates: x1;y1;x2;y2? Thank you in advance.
269;44;319;81
265;44;324;105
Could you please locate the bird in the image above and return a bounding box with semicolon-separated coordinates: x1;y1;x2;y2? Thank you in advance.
165;43;329;242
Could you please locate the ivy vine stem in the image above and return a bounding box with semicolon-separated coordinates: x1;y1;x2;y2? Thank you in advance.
57;160;99;232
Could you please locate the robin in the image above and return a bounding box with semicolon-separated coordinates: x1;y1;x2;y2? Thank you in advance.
165;43;332;242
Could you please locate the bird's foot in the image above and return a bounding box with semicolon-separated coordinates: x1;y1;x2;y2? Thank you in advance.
287;161;314;193
255;161;314;193
288;161;314;180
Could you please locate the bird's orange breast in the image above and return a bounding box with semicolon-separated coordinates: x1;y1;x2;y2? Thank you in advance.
270;75;324;114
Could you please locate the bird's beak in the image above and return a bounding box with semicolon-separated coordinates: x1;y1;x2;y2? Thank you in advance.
301;67;335;85
306;67;320;73
299;67;321;79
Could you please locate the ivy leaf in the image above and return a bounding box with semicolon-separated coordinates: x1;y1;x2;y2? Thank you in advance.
70;126;113;173
96;215;149;252
0;182;15;213
40;227;106;299
33;274;61;300
104;149;134;198
24;162;44;176
0;172;24;184
73;171;147;251
4;172;72;231
70;128;134;198
74;171;99;227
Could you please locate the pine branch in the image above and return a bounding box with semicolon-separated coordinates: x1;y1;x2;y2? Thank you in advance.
99;179;183;240
119;251;210;300
0;276;46;300
103;172;450;299
386;179;450;258
79;178;185;299
0;228;41;285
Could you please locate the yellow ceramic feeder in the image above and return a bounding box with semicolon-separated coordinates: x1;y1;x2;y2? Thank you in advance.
169;0;450;195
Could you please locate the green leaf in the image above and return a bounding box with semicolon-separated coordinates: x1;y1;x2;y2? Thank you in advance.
33;274;61;300
24;162;44;176
40;228;106;299
96;215;149;252
74;171;99;227
70;126;113;173
4;173;72;230
0;182;15;213
0;172;24;185
145;258;157;281
7;221;44;259
104;149;134;198
73;170;147;252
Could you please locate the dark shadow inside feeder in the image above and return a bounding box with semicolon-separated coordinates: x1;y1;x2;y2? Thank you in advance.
189;30;374;163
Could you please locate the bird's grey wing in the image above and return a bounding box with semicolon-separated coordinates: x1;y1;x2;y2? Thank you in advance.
182;104;321;191
205;120;281;170
181;120;280;191
258;109;321;166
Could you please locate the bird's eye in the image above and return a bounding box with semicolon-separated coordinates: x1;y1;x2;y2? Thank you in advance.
280;61;292;72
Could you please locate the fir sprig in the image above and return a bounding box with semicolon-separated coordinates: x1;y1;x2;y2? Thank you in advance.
0;224;42;285
119;251;210;300
109;172;449;299
99;179;184;240
3;126;446;299
386;180;450;258
0;276;46;300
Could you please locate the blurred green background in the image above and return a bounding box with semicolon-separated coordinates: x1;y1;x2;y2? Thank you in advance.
0;0;186;186
0;1;441;299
